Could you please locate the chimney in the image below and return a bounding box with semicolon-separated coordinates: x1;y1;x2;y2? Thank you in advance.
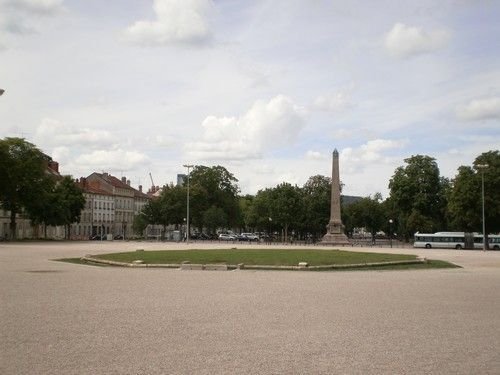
121;176;126;184
139;185;142;192
126;179;130;186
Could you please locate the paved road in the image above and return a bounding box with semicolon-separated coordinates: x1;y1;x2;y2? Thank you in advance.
1;241;500;374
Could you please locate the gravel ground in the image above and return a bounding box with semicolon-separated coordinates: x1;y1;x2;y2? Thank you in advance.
1;241;500;374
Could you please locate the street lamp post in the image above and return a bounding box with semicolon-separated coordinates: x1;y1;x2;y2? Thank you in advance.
268;217;272;245
477;164;488;251
183;164;193;244
389;219;393;248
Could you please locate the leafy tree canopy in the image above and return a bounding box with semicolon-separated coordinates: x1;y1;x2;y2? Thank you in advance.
188;165;240;229
388;154;448;238
448;150;500;233
0;137;55;239
343;194;385;241
302;175;331;239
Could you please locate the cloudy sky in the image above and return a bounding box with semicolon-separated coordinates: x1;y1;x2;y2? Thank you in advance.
0;0;499;197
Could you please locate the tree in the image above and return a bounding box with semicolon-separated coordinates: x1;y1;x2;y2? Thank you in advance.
203;206;228;235
159;183;186;227
53;176;86;239
188;165;240;231
238;195;254;231
447;166;478;232
140;183;186;239
0;138;53;239
343;194;385;243
244;188;273;233
27;175;85;239
268;182;303;242
302;175;331;240
132;214;148;237
26;178;58;238
448;151;500;239
142;198;168;239
388;155;448;240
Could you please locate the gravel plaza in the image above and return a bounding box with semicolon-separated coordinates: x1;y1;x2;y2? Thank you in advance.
2;241;500;374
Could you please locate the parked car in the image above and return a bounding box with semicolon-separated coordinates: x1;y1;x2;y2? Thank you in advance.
113;234;124;240
219;233;237;241
199;233;211;240
240;233;259;242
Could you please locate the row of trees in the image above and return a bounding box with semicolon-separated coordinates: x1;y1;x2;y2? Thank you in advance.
344;151;500;242
140;151;499;243
2;137;497;243
0;138;85;239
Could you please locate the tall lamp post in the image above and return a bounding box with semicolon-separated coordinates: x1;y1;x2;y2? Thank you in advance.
268;217;272;245
183;164;193;244
477;164;488;251
389;219;393;248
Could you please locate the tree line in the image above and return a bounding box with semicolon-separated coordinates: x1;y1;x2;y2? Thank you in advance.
1;137;498;243
140;151;500;244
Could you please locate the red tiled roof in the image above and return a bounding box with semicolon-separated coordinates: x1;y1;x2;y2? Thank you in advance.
91;173;150;199
76;179;112;196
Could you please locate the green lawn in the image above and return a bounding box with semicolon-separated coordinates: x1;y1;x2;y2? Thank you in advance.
93;249;416;266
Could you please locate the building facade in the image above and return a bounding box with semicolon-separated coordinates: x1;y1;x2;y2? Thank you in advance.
0;149;152;240
71;173;150;239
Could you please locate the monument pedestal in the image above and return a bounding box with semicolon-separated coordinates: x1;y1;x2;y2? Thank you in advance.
321;220;350;245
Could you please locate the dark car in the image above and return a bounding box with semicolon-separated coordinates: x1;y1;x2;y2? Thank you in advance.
198;233;210;240
240;233;259;241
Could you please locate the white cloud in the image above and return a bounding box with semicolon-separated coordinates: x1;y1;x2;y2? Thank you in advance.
305;150;326;160
0;0;63;49
456;96;500;121
186;95;306;161
4;0;63;14
330;129;354;140
0;14;34;35
151;135;177;148
34;118;113;148
75;149;150;171
360;139;407;156
384;22;450;58
341;139;407;171
51;146;70;164
124;0;213;46
313;92;351;112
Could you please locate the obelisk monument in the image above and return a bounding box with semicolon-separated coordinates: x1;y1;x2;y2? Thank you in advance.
322;149;350;245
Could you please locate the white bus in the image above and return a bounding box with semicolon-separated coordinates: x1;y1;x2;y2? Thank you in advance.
414;232;500;250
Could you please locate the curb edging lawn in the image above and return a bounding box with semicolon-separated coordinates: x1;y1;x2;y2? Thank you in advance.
80;255;428;271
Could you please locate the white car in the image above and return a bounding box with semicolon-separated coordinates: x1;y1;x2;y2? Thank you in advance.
219;234;237;241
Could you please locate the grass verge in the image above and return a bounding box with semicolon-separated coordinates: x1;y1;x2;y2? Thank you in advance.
56;249;459;270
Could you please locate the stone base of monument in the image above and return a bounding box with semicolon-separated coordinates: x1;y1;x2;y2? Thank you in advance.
321;232;350;246
321;221;350;245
